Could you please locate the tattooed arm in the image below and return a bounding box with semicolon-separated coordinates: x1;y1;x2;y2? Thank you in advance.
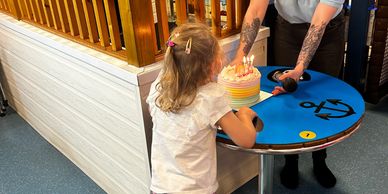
280;3;339;81
231;0;269;64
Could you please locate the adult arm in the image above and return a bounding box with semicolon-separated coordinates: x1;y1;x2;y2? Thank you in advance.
231;0;269;65
279;3;341;81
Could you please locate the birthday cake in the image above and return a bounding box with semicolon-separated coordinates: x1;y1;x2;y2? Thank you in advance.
218;56;261;109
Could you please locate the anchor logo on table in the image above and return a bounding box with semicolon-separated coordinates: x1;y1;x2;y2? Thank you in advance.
299;99;355;120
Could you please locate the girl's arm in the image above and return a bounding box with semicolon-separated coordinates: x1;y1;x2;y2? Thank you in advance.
216;107;258;148
279;3;340;81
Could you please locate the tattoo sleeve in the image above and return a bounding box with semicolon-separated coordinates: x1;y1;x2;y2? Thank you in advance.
240;18;261;55
297;22;327;69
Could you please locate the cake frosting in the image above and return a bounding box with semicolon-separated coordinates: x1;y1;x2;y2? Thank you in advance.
218;64;261;109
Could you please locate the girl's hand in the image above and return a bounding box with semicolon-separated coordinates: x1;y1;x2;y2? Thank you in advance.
236;107;257;120
271;86;287;96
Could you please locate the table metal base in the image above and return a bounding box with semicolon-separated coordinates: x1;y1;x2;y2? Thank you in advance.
258;154;274;194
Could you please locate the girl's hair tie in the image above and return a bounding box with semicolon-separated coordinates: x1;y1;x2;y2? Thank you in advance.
166;40;176;47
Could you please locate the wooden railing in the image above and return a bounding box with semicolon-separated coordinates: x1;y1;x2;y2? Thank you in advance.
0;0;249;67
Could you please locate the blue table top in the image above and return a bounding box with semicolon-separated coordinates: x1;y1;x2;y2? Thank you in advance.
217;66;365;146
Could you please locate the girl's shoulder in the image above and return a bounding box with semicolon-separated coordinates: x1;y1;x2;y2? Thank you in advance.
198;82;226;98
194;82;229;111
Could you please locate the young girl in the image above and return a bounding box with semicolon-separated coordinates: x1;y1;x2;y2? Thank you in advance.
146;23;258;194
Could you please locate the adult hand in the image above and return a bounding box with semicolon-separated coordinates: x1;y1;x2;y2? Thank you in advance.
272;67;303;95
278;68;303;81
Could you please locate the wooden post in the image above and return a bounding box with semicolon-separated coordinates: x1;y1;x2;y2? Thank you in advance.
211;0;221;36
117;0;156;67
175;0;187;25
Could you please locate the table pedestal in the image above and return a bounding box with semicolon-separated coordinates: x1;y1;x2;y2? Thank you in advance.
258;154;274;194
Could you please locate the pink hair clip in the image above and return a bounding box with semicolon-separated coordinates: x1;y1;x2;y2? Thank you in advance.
166;40;175;47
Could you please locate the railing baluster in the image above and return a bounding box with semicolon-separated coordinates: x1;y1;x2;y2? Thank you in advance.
55;0;69;33
29;0;40;22
92;0;109;47
63;0;78;36
103;0;121;51
49;0;61;30
18;0;27;18
72;0;88;39
226;0;235;31
42;0;53;27
236;0;249;29
35;0;46;24
7;0;22;19
236;0;242;28
2;0;8;11
22;0;32;20
0;1;4;10
82;0;98;43
194;0;205;22
175;0;187;25
211;0;221;36
155;0;170;51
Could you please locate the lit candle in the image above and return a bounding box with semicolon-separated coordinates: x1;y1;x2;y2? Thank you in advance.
250;55;255;66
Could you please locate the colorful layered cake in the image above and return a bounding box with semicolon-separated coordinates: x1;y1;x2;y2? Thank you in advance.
218;57;261;109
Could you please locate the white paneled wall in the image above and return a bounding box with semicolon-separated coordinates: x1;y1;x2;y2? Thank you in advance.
0;12;270;194
0;14;150;194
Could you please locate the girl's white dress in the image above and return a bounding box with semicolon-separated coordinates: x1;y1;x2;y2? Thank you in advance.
146;79;231;194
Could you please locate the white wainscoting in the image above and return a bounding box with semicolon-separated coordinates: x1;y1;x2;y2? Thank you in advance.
0;13;150;194
0;12;269;194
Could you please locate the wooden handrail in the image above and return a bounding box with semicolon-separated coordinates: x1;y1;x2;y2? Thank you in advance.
0;0;251;67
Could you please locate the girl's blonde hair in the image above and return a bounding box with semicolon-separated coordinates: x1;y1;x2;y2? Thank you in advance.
156;23;222;113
